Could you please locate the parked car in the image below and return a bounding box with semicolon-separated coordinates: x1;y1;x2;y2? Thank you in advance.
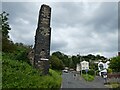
69;68;74;71
62;69;68;73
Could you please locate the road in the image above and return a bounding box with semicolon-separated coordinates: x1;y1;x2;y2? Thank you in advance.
61;71;109;89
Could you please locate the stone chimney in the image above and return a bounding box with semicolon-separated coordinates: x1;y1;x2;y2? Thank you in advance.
34;4;51;75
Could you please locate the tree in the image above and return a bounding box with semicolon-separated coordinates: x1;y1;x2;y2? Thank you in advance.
0;11;11;38
1;11;16;52
52;51;63;59
72;55;79;68
49;55;64;70
62;55;69;67
109;56;120;72
52;51;70;67
69;57;74;68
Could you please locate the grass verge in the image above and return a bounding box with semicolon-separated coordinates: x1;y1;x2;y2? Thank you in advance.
82;74;94;81
105;82;120;89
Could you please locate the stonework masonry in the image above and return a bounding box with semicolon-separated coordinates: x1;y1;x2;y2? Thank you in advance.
34;4;51;75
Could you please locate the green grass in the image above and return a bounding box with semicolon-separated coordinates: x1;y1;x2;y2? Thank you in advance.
2;53;62;89
105;82;120;89
111;83;120;88
0;52;2;89
82;74;94;81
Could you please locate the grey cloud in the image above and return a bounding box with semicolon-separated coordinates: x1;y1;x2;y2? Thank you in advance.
51;40;68;51
86;2;118;33
2;2;118;58
51;2;84;28
52;2;118;34
3;2;28;23
2;2;39;28
2;2;39;45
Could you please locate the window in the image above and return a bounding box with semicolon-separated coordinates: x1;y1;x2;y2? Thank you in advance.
83;67;85;70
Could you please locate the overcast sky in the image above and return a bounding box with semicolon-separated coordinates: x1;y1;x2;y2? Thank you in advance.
2;2;118;58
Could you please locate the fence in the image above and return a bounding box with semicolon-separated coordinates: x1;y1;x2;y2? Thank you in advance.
107;73;120;83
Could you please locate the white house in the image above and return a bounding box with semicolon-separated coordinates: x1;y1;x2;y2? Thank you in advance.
80;61;89;70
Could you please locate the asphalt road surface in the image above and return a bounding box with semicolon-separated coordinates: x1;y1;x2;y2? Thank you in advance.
61;71;109;89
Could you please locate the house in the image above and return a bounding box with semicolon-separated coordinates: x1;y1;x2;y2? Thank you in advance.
80;61;89;70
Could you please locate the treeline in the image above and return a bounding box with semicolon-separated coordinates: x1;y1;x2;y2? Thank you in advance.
49;51;108;70
50;52;120;73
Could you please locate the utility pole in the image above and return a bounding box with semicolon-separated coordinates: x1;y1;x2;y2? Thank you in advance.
80;56;82;76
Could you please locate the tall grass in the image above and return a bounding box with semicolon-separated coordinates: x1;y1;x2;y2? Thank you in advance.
2;53;62;89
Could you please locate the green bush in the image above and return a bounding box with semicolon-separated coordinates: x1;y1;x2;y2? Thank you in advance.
2;54;62;89
88;69;95;76
2;45;31;65
109;56;120;72
107;68;112;74
82;74;94;81
80;69;95;76
14;50;30;64
81;70;86;74
50;55;64;70
96;70;99;76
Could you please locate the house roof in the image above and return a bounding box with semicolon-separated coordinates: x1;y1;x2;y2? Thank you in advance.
80;60;89;63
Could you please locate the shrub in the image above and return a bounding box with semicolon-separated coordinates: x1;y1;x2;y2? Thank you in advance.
80;69;95;76
81;70;86;74
2;54;62;89
107;68;112;74
14;50;30;64
96;70;99;76
50;55;64;70
109;56;120;72
88;69;95;76
2;45;31;65
82;74;94;81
